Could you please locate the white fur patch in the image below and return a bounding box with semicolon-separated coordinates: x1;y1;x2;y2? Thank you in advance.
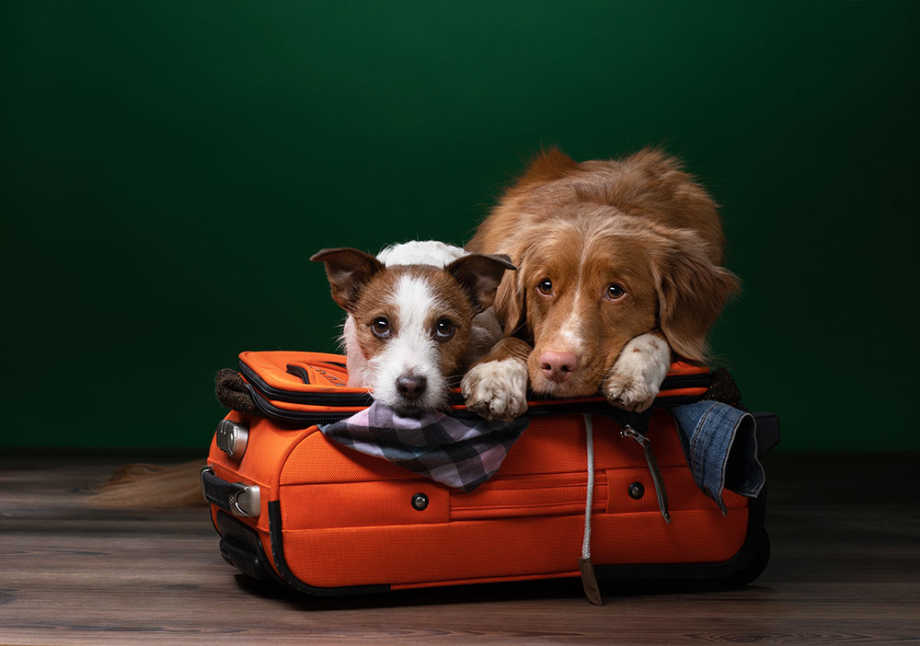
556;301;586;355
546;245;589;355
376;240;466;268
461;357;528;420
603;333;671;412
366;274;448;411
342;315;364;387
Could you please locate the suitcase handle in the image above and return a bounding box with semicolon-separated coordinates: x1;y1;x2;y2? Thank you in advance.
200;467;261;518
752;412;780;457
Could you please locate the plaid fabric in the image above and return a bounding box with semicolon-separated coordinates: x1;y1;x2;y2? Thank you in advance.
320;402;530;492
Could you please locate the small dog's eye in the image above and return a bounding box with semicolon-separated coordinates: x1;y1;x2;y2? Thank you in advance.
606;283;626;300
434;318;455;341
537;278;553;296
371;316;391;339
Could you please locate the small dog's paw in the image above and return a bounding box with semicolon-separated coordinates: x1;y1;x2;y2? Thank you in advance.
461;358;528;420
603;334;671;412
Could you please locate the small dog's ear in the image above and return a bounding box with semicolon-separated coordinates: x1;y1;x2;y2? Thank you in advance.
446;253;516;314
650;233;740;363
310;248;384;312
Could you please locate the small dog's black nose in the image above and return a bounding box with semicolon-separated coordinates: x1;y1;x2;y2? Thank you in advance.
396;375;427;400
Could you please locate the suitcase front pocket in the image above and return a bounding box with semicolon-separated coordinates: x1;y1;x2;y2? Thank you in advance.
449;472;608;520
279;480;450;529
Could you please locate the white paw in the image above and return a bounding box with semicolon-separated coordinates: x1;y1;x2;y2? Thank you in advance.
603;334;671;412
461;358;529;421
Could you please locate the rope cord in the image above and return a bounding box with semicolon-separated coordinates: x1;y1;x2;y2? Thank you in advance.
581;414;594;560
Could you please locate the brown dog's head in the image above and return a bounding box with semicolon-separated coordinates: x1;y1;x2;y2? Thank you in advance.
494;211;739;397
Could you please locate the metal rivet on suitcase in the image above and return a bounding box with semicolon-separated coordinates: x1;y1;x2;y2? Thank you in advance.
628;482;645;500
411;493;429;511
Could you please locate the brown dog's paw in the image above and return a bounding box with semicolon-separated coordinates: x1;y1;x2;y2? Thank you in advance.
603;333;671;412
603;374;658;412
461;358;529;421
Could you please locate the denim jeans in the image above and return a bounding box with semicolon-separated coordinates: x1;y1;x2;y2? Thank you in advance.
671;401;766;512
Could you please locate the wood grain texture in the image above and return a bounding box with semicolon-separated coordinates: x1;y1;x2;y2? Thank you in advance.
1;454;918;645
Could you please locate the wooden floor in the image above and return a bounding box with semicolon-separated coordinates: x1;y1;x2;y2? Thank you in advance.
1;453;918;645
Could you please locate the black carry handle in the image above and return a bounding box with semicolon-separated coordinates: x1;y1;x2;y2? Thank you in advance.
285;364;311;384
200;467;261;517
201;467;243;511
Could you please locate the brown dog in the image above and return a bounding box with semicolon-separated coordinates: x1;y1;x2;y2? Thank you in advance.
461;148;739;419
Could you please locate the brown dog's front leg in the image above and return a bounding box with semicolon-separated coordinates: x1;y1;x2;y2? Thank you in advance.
602;331;672;412
461;337;532;420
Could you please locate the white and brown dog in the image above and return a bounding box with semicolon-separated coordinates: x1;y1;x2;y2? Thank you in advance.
462;148;740;419
311;241;513;415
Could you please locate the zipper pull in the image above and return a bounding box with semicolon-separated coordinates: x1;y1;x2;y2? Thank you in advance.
620;424;671;524
619;424;649;448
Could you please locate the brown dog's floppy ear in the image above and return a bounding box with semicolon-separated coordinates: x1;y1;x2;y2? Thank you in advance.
492;265;526;336
310;247;384;312
446;253;516;314
651;234;740;363
489;242;531;336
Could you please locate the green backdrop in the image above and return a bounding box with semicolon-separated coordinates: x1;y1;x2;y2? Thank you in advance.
2;2;917;452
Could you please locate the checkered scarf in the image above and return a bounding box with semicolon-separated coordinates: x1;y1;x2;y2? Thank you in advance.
319;402;530;492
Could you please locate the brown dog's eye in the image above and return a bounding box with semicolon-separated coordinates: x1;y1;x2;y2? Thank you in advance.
537;278;553;296
434;318;455;341
606;283;626;300
371;316;391;339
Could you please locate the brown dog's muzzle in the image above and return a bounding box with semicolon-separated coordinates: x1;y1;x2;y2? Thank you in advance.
538;350;577;384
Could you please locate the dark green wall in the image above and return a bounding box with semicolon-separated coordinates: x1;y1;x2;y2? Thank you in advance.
2;2;917;452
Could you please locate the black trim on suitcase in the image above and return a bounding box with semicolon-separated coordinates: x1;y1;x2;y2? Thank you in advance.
217;511;284;585
267;501;392;596
244;382;358;426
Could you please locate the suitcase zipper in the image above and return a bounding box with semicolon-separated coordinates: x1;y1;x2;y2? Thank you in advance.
240;358;710;410
237;355;712;427
620;424;671;523
240;359;468;407
244;382;356;426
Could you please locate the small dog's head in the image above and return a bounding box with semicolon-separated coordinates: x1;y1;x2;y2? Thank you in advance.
312;248;515;415
495;213;739;397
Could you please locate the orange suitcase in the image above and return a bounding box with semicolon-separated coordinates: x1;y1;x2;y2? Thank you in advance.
203;351;777;596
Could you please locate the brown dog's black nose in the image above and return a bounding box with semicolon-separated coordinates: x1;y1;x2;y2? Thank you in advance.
396;375;427;400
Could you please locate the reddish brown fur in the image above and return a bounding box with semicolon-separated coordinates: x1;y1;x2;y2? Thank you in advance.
468;147;739;397
351;265;478;379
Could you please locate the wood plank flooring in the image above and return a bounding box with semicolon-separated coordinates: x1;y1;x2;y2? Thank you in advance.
1;453;918;645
